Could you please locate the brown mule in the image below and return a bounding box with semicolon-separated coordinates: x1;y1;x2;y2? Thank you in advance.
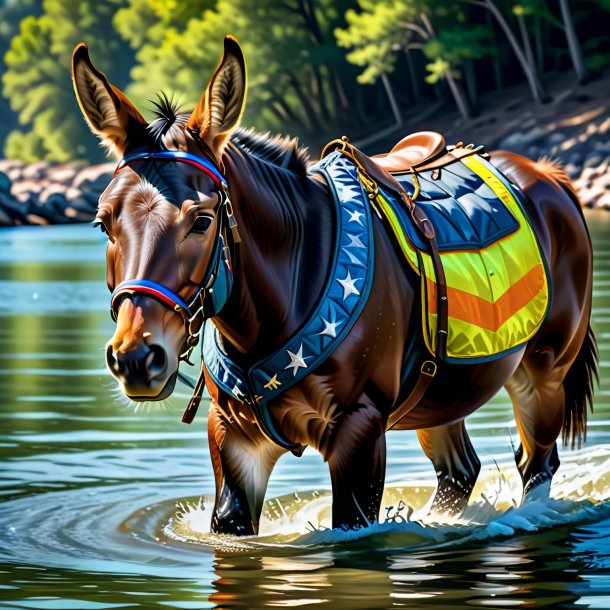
72;37;597;535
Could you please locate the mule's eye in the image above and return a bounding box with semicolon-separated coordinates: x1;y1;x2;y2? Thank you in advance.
190;214;214;235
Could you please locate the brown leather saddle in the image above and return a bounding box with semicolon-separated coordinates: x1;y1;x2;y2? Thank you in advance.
372;131;447;173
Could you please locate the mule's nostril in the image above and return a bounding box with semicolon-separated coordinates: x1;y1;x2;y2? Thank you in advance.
106;345;124;374
146;344;167;376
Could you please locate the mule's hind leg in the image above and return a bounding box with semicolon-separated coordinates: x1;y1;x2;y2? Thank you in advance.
326;398;386;529
417;420;481;517
505;363;563;501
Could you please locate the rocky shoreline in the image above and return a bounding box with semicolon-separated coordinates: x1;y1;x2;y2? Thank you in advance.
0;160;113;226
1;70;609;226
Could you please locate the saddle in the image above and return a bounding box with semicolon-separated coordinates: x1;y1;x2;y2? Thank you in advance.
372;131;447;172
322;132;550;428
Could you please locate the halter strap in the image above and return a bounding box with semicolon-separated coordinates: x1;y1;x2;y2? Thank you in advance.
115;150;228;189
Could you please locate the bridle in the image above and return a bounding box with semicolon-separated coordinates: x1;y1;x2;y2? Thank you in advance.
109;140;236;364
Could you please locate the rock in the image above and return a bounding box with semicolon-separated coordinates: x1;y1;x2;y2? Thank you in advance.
0;191;28;225
38;183;69;206
71;163;113;192
500;126;547;152
584;153;604;169
593;140;610;154
596;192;610;209
46;162;86;185
22;161;51;180
0;159;22;171
11;180;44;203
564;162;580;179
0;171;10;194
568;151;584;166
548;132;565;145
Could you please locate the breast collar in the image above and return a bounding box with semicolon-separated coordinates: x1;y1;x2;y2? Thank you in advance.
110;147;234;363
203;151;375;455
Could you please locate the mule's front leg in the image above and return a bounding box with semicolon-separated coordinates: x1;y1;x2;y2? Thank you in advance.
327;400;386;529
208;399;284;535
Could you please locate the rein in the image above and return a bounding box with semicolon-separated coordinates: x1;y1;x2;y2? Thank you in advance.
110;144;237;420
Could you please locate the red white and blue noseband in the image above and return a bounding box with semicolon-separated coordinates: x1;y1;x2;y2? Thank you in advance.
110;149;234;362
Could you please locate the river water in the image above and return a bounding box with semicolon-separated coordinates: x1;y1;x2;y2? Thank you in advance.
1;213;610;609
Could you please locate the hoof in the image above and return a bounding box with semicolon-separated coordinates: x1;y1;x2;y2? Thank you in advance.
522;473;552;503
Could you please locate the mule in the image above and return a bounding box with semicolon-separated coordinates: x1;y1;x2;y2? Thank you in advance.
72;37;597;535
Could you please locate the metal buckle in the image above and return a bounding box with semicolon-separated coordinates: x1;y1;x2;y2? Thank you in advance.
421;360;437;377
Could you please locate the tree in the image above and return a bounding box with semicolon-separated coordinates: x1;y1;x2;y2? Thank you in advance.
465;0;551;103
336;0;489;120
0;0;43;154
557;0;590;83
115;0;368;145
2;0;134;162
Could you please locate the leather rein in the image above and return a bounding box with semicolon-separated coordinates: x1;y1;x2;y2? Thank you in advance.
109;140;238;420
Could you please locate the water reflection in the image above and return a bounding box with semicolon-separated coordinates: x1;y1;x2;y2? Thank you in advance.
2;215;610;608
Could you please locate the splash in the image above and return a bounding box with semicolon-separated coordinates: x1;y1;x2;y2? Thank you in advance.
164;445;610;551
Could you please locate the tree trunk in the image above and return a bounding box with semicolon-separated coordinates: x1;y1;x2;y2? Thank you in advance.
480;0;551;103
312;64;332;125
463;58;478;112
287;73;325;132
559;0;591;84
404;47;421;102
380;72;403;125
486;10;503;90
517;12;536;76
446;71;474;120
534;13;544;74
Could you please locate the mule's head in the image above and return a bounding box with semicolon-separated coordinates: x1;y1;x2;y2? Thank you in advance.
72;37;246;400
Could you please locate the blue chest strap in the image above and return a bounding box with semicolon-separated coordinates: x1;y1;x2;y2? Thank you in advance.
203;152;375;455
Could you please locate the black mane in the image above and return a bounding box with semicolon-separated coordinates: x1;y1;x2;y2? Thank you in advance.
147;92;190;142
231;127;310;175
146;93;310;175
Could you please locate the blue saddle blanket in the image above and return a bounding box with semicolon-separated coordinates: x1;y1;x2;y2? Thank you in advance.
392;160;520;251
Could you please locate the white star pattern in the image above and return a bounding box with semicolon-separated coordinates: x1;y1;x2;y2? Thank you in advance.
347;209;364;226
284;343;308;377
318;316;342;338
346;233;365;249
343;248;364;266
338;185;361;200
337;271;361;300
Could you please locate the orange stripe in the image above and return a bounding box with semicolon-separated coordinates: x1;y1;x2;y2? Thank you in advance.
427;264;546;332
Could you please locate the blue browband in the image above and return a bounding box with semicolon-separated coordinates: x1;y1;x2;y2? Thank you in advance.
115;150;228;189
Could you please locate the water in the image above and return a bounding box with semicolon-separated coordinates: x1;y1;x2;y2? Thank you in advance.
1;215;610;609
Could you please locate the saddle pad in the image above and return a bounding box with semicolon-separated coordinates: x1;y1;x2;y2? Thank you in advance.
392;158;520;251
375;153;550;362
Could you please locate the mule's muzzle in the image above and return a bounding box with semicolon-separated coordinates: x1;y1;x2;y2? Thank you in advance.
106;342;176;400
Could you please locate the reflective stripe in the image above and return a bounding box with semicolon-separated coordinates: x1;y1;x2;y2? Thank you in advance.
377;153;550;362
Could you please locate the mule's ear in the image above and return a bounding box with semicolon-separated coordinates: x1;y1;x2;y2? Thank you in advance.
187;36;247;157
72;43;146;158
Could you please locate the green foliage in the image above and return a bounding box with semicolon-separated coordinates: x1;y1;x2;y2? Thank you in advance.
116;0;365;141
2;0;134;162
0;0;608;161
336;0;418;84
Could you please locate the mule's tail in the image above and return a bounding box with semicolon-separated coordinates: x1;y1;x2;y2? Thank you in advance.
563;324;598;448
536;157;600;449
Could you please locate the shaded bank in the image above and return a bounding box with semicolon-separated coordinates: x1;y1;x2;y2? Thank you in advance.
2;70;610;226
